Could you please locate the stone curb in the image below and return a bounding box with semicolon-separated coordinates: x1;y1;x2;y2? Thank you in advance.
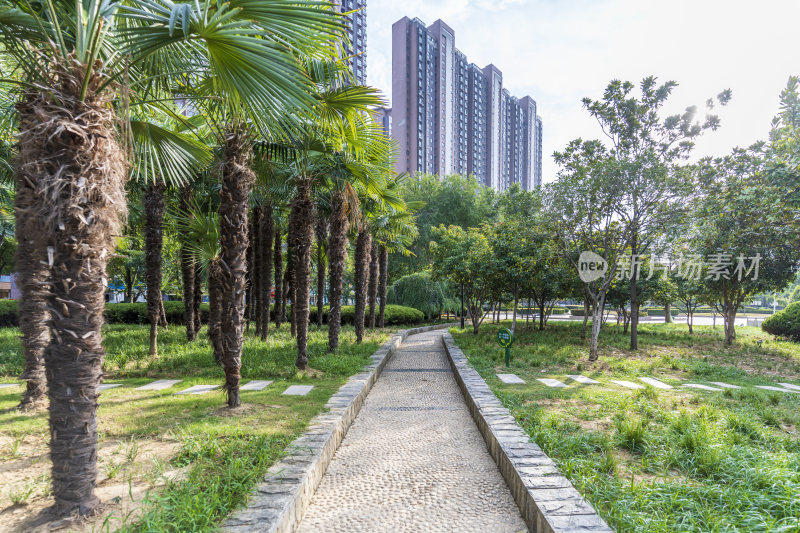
223;323;457;533
441;332;614;533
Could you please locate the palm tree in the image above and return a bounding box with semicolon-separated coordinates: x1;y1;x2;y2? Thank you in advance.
0;0;341;515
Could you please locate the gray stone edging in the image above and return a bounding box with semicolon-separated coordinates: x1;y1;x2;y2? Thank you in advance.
223;323;457;533
441;332;614;533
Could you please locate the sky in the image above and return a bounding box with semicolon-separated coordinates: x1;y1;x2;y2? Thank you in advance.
365;0;800;183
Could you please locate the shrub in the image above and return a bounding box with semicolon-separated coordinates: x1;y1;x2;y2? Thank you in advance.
762;301;800;340
386;272;446;319
644;307;679;317
0;300;18;327
104;302;211;324
340;304;424;326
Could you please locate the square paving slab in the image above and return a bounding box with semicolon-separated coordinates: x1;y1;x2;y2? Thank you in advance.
136;379;181;391
683;384;722;391
756;385;800;394
98;384;121;391
567;374;600;384
536;378;567;388
282;385;314;396
175;384;220;395
709;382;740;389
778;383;800;391
496;374;526;384
610;380;644;389
638;377;673;389
240;380;273;391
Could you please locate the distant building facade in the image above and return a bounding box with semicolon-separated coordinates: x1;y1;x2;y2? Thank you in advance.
391;16;542;190
335;0;367;84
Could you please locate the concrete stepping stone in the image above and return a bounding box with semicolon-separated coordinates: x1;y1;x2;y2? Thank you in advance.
756;385;800;394
176;384;220;395
638;377;673;389
282;385;314;396
536;378;567;388
98;384;121;391
0;383;20;390
709;382;740;389
497;373;525;384
683;383;722;391
567;375;600;384
136;379;181;391
240;380;273;391
778;383;800;392
610;380;644;390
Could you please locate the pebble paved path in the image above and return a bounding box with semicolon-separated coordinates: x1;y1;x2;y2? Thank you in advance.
296;329;528;533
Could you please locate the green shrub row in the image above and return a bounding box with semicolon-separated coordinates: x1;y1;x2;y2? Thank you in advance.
762;302;800;340
642;307;680;317
0;300;425;327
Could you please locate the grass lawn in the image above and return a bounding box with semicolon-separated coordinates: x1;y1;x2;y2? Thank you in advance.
0;323;393;531
452;321;800;533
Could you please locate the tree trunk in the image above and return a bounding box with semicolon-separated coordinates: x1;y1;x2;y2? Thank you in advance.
629;233;639;350
367;241;378;329
539;302;546;330
208;260;224;365
315;217;327;328
378;245;388;328
274;229;283;329
125;266;133;303
15;168;49;411
353;226;371;343
218;127;255;408
193;262;202;334
260;202;274;339
252;207;263;338
664;302;673;324
19;70;127;516
687;310;694;334
144;183;165;358
179;187;196;340
288;178;315;370
327;190;349;352
589;300;603;361
511;287;518;333
245;214;255;333
286;246;296;338
582;298;589;340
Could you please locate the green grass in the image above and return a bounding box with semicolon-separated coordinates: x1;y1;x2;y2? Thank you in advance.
0;324;392;530
452;321;800;532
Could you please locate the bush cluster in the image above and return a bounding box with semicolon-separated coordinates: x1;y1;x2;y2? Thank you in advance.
0;300;425;327
762;302;800;340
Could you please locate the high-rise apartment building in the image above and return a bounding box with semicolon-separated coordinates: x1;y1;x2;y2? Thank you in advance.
335;0;367;84
391;16;542;190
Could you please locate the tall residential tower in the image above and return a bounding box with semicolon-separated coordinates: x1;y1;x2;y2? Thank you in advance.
336;0;367;84
391;16;542;190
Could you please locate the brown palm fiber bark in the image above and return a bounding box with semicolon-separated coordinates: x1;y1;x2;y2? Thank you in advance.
207;259;225;366
193;262;202;334
326;190;348;352
367;241;378;329
144;183;165;357
19;59;127;517
260;202;274;339
273;229;283;328
179;185;196;340
288;178;315;369
353;225;371;343
218;127;254;408
315;217;328;327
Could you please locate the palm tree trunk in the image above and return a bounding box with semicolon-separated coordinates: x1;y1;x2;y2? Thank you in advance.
378;245;388;328
354;225;371;343
260;203;274;339
15;174;48;411
208;260;224;365
315;218;328;327
19;68;127;516
273;229;283;329
286;246;296;338
144;183;165;358
289;178;315;369
327;190;349;352
245;215;255;333
179;186;196;340
252;207;263;336
219;127;255;408
193;261;202;334
367;241;378;328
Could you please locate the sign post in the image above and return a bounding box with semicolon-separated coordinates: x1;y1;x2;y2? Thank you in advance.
496;327;514;368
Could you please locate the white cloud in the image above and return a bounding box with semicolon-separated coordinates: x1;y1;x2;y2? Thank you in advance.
367;0;800;182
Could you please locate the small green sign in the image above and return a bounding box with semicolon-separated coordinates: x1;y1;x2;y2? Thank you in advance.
497;328;513;348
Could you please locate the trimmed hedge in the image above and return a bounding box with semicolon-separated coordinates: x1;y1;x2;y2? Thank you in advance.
762;302;800;340
0;300;425;327
643;307;680;317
